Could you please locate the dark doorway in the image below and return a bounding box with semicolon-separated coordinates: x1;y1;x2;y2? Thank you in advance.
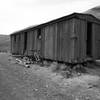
24;32;27;52
86;22;92;57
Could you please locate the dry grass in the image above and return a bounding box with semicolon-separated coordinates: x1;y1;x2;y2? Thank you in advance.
29;62;100;100
9;56;100;100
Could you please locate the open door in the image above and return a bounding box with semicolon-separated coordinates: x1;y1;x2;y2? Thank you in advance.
86;22;92;57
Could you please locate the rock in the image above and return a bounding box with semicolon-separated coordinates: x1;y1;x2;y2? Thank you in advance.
60;64;67;70
50;62;59;72
25;64;30;68
34;88;38;91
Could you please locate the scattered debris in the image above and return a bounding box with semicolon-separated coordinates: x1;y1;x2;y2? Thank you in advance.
25;64;30;68
13;56;88;79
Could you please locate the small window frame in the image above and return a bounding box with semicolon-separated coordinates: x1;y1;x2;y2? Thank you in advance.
37;29;42;39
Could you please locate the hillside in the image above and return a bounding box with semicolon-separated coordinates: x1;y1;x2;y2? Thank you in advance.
85;6;100;19
0;35;10;52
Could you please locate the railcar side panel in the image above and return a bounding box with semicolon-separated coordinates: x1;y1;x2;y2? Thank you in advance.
43;18;76;62
92;23;100;59
27;31;33;55
57;19;76;62
74;19;87;61
44;25;54;59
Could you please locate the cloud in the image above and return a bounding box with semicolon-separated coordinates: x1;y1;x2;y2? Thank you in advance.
0;0;99;34
35;0;90;5
36;0;69;5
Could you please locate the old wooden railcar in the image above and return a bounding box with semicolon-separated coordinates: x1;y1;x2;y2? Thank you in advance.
10;13;100;64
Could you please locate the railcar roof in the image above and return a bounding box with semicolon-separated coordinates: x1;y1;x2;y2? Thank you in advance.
11;12;100;35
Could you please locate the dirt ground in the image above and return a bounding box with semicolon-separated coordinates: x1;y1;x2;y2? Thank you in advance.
0;53;100;100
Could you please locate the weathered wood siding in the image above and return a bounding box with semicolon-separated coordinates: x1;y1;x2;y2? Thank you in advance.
10;13;100;62
41;28;45;58
43;24;57;60
18;34;21;55
26;29;42;56
11;35;15;54
92;23;100;59
14;34;17;54
42;18;76;62
20;33;25;55
26;30;37;55
57;19;75;62
74;19;87;60
27;31;33;55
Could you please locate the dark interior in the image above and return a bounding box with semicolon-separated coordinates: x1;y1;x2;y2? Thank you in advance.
86;22;92;57
24;32;27;51
37;29;41;39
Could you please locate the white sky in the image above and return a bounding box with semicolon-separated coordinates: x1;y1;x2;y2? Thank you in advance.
0;0;100;35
